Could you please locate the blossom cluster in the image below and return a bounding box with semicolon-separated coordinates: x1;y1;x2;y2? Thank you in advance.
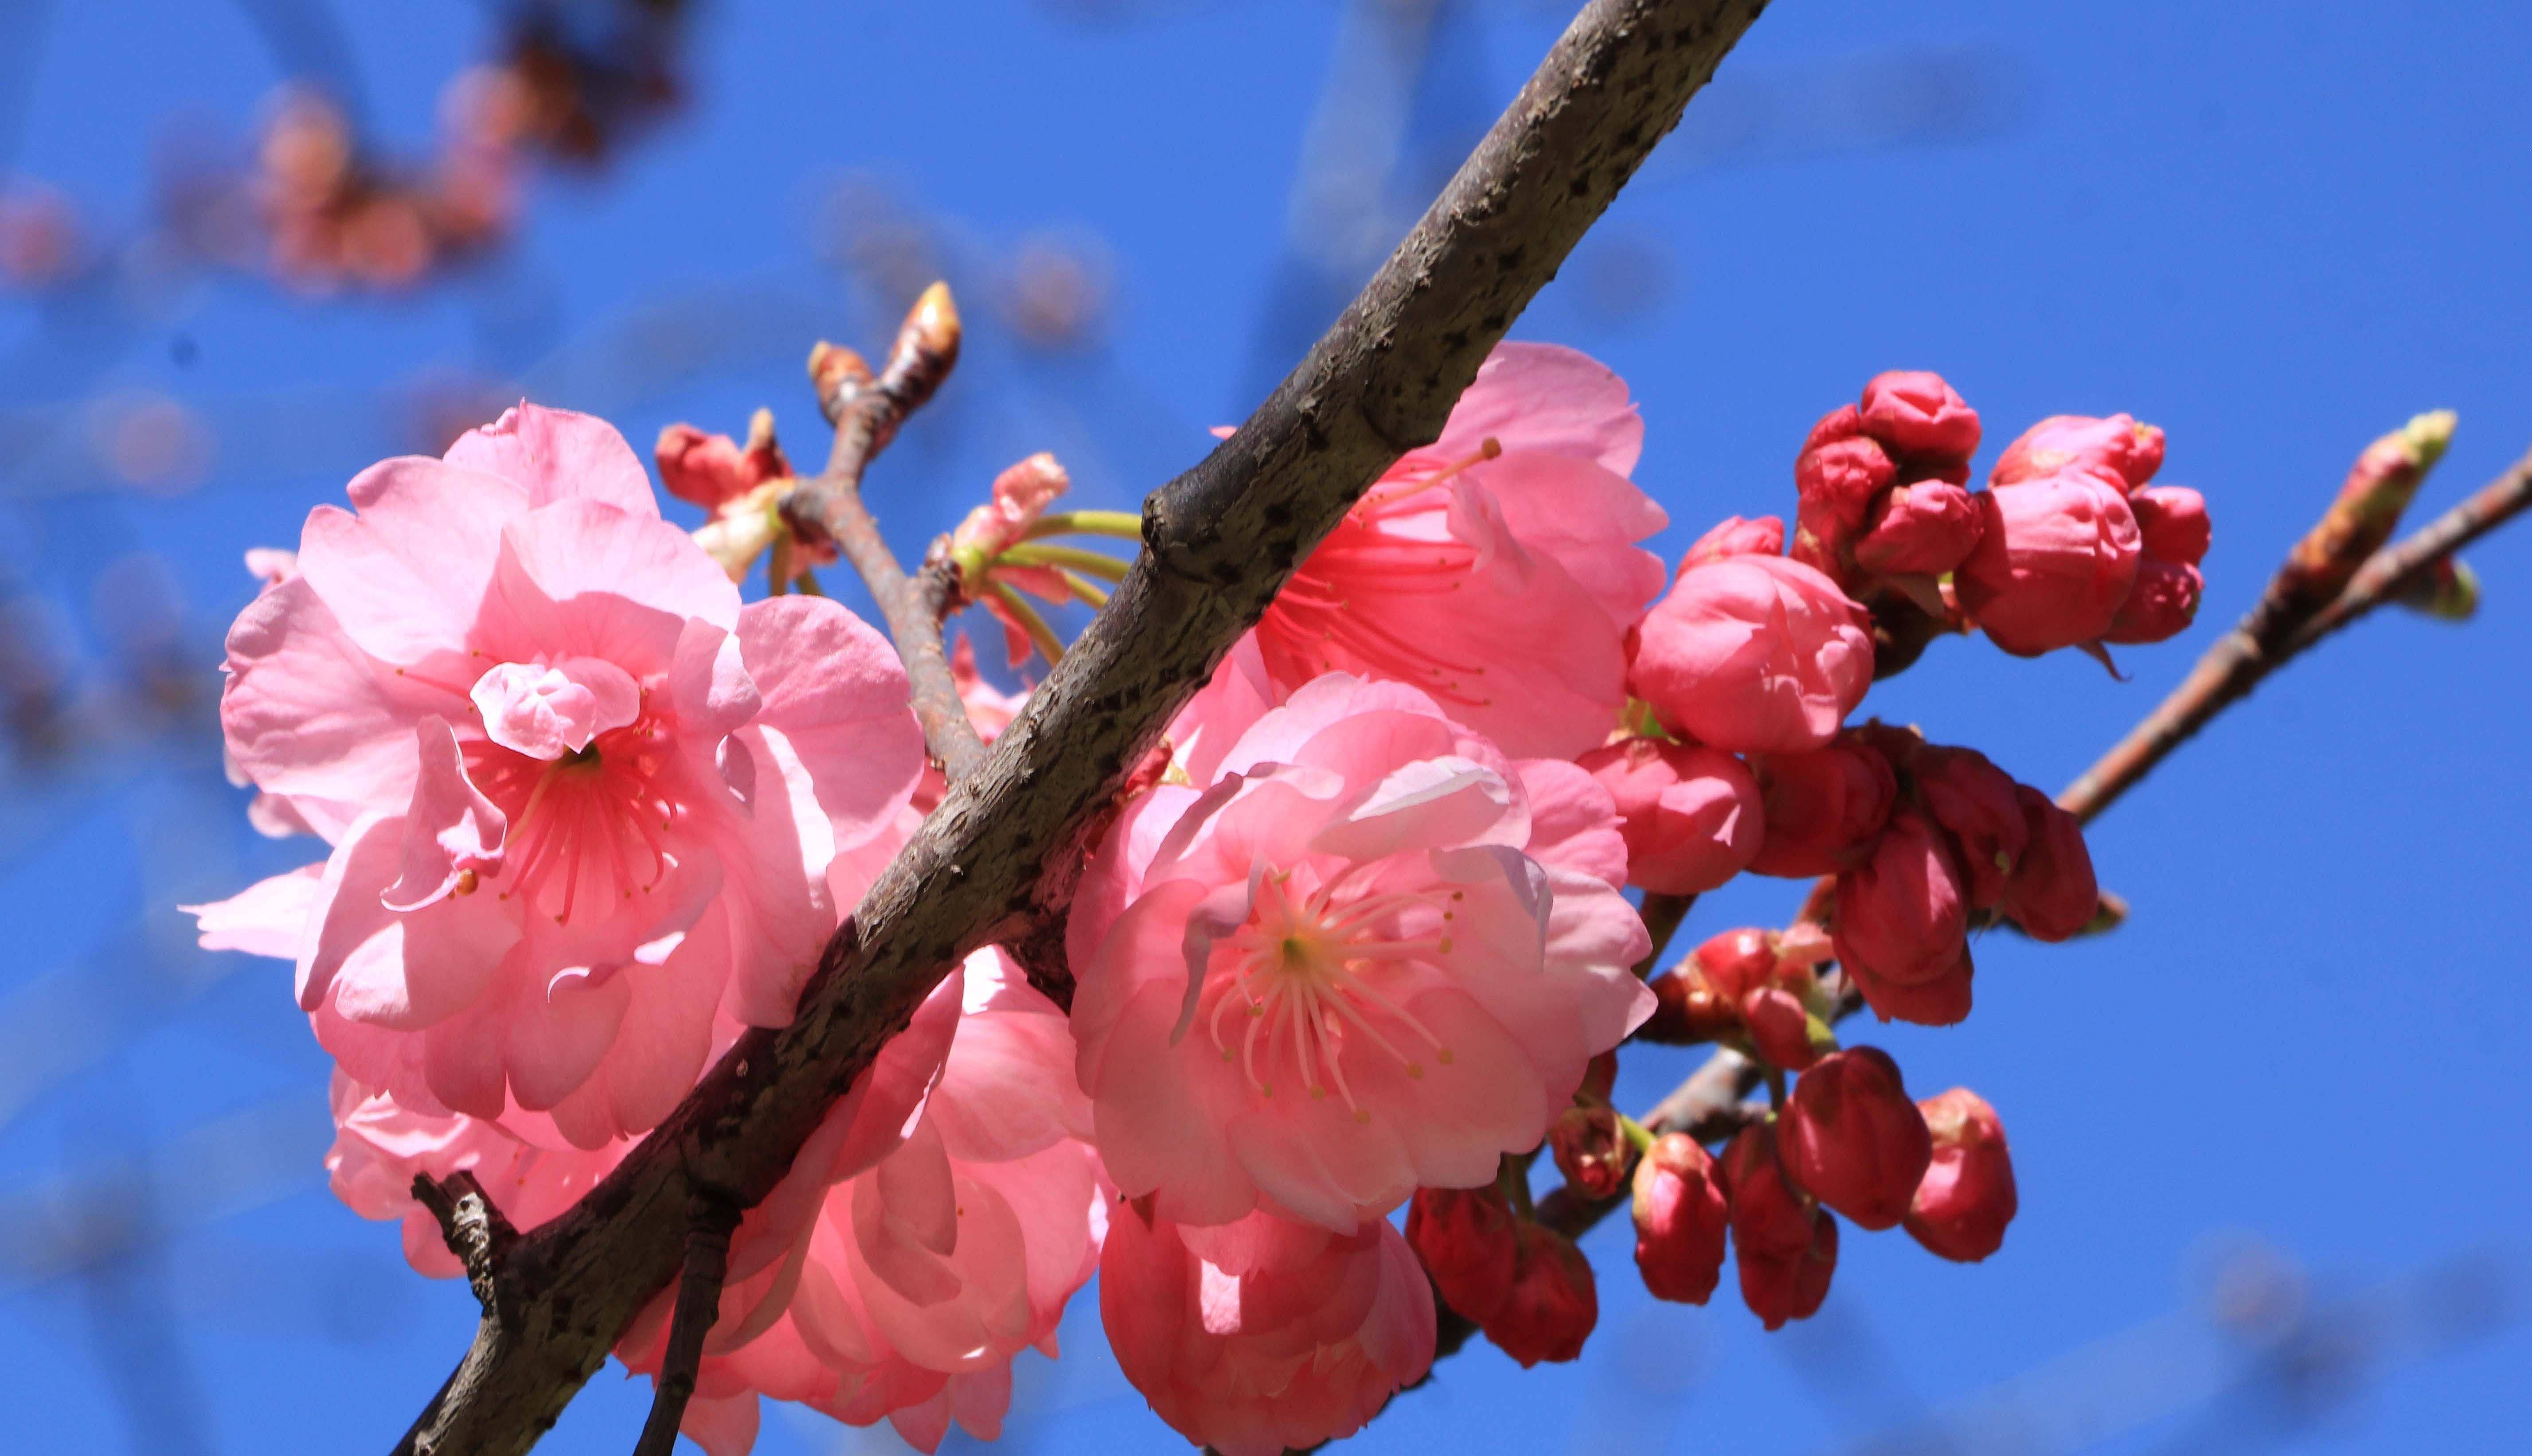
193;347;2204;1453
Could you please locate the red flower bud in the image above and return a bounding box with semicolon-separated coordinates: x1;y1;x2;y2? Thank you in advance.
1721;1122;1811;1261
1640;964;1742;1044
1905;1088;2018;1263
2130;485;2210;565
1859;371;1981;466
1955;472;2142;656
1847;945;1975;1027
1633;1132;1730;1305
654;423;753;510
2104;559;2204;644
1747;734;1898;878
1794;431;1898;582
1738;1204;1839;1331
1406;1187;1521;1324
1741;984;1831;1071
1578;737;1762;895
1999;785;2098;941
1910;745;2030;910
1833;807;1968;987
1852;477;1985;577
1778;1047;1934;1231
1485;1221;1598;1367
1690;926;1779;1001
1990;413;2165;491
1551;1106;1632;1202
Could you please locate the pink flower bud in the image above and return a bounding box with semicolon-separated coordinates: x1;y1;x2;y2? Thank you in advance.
1999;785;2098;941
1778;1047;1934;1231
1629;543;1874;754
2104;560;2204;644
1833;807;1968;987
1681;513;1787;566
1633;1132;1729;1305
1991;413;2165;491
1847;945;1975;1027
654;423;752;509
1550;1105;1632;1201
2130;486;2210;565
1852;477;1985;577
1689;927;1779;1001
1722;1122;1812;1260
1793;412;1898;582
1578;737;1763;895
1909;745;2029;910
1859;371;1981;467
1406;1187;1521;1324
1738;1204;1838;1331
1747;734;1898;877
1485;1222;1598;1367
1741;985;1830;1071
1905;1088;2018;1263
1954;471;2142;656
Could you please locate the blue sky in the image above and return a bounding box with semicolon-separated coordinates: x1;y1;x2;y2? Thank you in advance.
1;1;2527;1452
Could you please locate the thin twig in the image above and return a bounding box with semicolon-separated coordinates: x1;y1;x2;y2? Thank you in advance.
2059;434;2532;824
782;283;989;785
629;1194;742;1456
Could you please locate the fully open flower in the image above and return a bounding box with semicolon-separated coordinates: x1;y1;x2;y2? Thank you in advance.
1100;1205;1435;1456
1251;342;1668;760
197;403;925;1145
1068;672;1653;1232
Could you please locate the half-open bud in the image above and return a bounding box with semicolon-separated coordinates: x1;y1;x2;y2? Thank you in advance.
1578;736;1763;895
1550;1105;1632;1201
1906;1088;2018;1263
1485;1222;1598;1367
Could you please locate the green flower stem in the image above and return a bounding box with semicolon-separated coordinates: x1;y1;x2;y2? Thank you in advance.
986;580;1067;666
1022;509;1143;543
997;542;1133;579
1061;570;1111;608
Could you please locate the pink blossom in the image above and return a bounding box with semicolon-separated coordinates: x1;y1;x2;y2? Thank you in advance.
1955;470;2142;656
620;952;1108;1454
197;403;925;1146
950;452;1071;561
1575;736;1762;894
1067;673;1653;1232
1629;521;1874;755
1099;1206;1435;1456
1990;413;2165;491
1252;343;1668;760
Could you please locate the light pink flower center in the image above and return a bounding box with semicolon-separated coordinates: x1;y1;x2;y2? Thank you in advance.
1262;439;1503;710
1205;868;1462;1121
470;659;642;761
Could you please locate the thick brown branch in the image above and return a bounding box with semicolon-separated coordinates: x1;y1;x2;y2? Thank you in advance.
630;1196;741;1456
2059;435;2532;824
784;284;989;784
412;1172;518;1322
394;4;1769;1452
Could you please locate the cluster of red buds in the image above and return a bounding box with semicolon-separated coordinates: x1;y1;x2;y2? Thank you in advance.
1794;372;2210;672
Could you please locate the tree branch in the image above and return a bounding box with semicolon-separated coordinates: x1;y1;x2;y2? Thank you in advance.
629;1195;741;1456
392;4;1771;1451
783;283;989;785
2059;433;2532;824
